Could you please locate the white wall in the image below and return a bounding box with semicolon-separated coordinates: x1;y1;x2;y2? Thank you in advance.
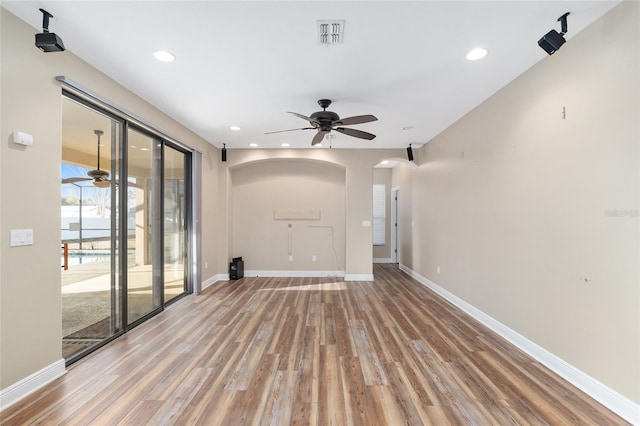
408;1;639;404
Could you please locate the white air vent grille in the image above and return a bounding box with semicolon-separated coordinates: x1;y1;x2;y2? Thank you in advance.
318;20;345;45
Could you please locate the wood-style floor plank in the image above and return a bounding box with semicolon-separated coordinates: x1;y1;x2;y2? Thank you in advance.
0;264;629;425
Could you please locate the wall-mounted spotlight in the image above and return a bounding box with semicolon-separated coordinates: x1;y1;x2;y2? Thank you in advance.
538;12;570;55
35;8;65;52
221;143;227;162
407;144;414;162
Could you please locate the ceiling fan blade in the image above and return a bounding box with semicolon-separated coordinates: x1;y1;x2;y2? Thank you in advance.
288;111;319;124
62;177;92;184
337;114;378;126
311;131;327;146
334;127;376;140
265;127;315;135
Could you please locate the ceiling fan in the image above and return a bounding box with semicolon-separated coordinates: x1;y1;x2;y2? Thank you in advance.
62;130;111;188
266;99;378;146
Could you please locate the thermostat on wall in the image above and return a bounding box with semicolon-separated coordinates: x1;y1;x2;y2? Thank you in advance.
12;131;33;146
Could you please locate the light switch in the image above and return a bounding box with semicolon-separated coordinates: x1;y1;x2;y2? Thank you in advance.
362;220;371;227
10;229;33;247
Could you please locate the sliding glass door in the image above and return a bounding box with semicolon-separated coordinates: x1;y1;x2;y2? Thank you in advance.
126;128;163;325
61;97;122;361
61;94;192;362
164;144;189;304
125;131;190;325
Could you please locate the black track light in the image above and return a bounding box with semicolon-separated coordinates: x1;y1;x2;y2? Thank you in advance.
221;143;227;162
407;144;414;162
35;9;65;52
538;12;570;55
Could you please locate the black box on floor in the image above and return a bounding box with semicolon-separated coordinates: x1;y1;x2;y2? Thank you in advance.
229;257;244;280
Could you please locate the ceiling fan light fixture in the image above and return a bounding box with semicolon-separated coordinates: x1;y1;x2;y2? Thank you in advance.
93;180;110;188
266;99;377;146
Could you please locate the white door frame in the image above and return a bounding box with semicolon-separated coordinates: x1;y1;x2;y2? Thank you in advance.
391;186;400;264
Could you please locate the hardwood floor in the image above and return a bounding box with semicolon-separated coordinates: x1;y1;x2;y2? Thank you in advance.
1;264;628;425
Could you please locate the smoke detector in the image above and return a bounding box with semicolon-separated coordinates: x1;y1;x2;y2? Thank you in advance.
318;20;344;45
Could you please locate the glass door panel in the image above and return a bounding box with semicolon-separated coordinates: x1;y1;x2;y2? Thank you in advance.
62;95;193;362
126;128;162;325
164;145;188;303
61;97;121;361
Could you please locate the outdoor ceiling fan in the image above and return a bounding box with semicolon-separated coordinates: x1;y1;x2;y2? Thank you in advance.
266;99;378;146
62;130;110;187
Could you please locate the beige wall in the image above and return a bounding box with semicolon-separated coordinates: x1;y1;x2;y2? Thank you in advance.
219;149;404;277
232;159;346;272
373;168;392;260
392;161;415;269
409;1;639;403
0;8;219;390
3;0;636;412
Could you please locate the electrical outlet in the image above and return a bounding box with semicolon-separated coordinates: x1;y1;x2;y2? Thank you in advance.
205;262;208;269
437;266;441;274
289;255;293;261
312;255;317;262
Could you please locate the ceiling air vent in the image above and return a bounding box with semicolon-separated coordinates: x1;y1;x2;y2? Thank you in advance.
318;20;344;45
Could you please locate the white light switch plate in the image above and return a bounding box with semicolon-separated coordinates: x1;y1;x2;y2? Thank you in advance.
362;220;371;227
10;229;33;246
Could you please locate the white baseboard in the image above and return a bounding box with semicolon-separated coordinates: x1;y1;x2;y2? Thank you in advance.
373;258;393;263
201;273;228;291
244;270;345;278
344;274;374;281
0;358;66;411
399;264;640;425
210;271;375;282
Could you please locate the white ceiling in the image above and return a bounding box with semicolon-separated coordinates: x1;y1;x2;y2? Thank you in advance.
3;1;620;150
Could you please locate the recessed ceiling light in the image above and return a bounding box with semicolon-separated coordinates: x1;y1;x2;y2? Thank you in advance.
281;143;290;147
315;143;323;147
153;50;175;62
249;143;258;147
230;125;241;131
380;160;389;165
140;147;150;151
466;47;488;61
